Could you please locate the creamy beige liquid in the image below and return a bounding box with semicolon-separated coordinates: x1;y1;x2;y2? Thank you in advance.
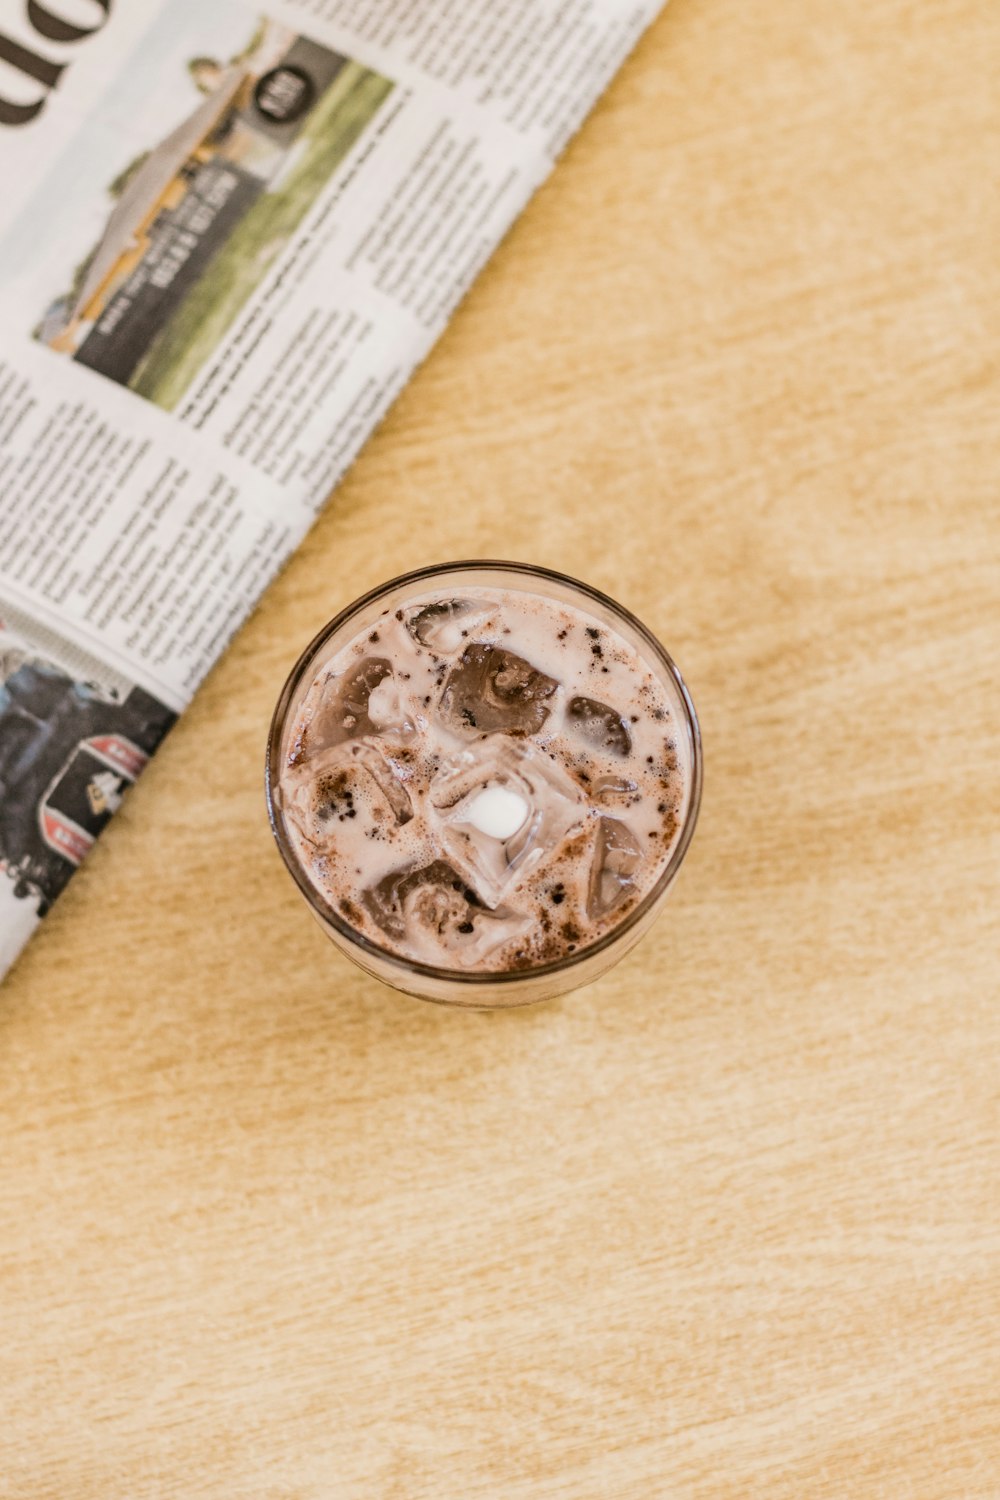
279;587;688;972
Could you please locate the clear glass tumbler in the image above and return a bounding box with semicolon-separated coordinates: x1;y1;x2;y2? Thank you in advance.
266;560;702;1007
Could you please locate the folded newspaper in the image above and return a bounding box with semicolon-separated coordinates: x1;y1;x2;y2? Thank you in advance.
0;0;664;979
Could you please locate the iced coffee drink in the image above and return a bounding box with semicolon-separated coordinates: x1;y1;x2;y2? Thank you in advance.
267;563;701;1005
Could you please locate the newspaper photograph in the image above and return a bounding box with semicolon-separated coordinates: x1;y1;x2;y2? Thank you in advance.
30;11;394;411
0;597;176;970
0;0;665;979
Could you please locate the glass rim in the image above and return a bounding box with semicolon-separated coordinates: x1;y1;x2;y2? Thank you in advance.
265;559;703;987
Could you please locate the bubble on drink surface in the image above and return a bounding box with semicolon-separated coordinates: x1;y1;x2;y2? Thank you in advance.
362;858;530;966
405;598;500;654
429;737;586;908
587;816;642;919
439;642;559;736
290;657;410;762
566;695;632;755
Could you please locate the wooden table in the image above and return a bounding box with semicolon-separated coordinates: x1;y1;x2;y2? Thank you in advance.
4;1;998;1494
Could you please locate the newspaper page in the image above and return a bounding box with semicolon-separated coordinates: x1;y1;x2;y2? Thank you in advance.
0;0;665;978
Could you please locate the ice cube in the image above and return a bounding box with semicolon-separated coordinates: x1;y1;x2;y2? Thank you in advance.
587;816;642;919
405;598;499;654
350;742;413;825
440;643;558;736
363;859;478;942
290;657;395;761
430;736;585;907
280;762;353;846
566;695;632;756
363;858;531;967
593;774;639;801
283;738;412;845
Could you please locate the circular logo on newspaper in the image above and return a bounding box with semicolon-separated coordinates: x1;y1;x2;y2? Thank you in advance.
254;65;315;124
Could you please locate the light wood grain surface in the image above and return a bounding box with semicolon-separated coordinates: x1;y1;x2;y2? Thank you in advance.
3;1;999;1495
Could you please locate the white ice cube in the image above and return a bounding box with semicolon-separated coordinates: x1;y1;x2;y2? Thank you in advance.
429;737;586;907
